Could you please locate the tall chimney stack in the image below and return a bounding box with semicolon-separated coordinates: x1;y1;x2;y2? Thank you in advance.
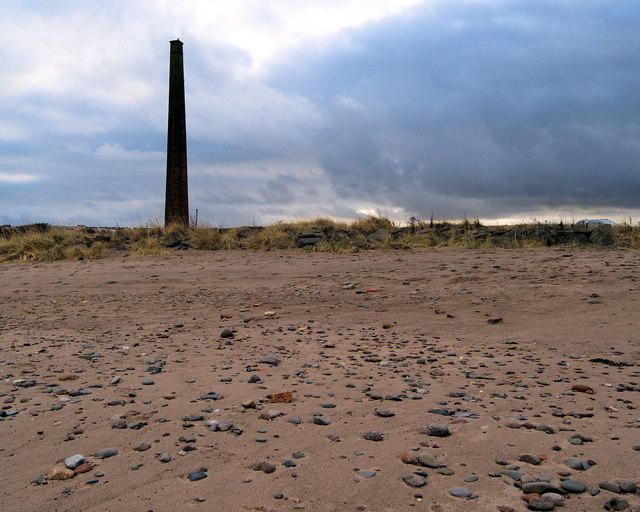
164;39;189;227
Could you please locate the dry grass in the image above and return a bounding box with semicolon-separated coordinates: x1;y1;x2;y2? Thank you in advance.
1;217;639;262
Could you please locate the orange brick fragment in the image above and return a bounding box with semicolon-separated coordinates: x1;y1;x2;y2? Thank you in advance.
271;391;293;403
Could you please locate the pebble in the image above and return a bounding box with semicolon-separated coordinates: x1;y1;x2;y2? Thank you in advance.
423;424;451;437
256;461;276;474
133;442;151;452
220;328;234;338
519;454;541;465
313;416;330;426
560;479;586;493
402;475;427;487
358;470;376;478
46;464;74;481
95;448;118;459
417;453;439;468
159;453;172;463
64;454;84;469
449;488;472;498
618;481;637;493
363;431;384;441
74;462;93;474
527;497;554;511
188;471;208;482
604;497;630;511
501;470;524;481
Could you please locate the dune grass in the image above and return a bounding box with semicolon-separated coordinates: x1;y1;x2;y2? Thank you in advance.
1;215;639;262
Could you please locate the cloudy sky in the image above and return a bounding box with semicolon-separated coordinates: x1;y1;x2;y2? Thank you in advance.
1;0;639;227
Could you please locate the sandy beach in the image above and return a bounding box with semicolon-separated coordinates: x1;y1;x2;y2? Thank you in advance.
1;247;639;512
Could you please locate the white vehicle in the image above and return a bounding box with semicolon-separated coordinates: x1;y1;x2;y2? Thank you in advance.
576;219;617;227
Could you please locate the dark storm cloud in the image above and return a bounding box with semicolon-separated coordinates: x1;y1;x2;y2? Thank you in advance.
267;0;640;219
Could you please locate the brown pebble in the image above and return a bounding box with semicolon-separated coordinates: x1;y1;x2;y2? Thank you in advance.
571;384;594;394
58;373;76;381
522;493;540;502
507;421;522;429
74;462;93;474
401;452;418;465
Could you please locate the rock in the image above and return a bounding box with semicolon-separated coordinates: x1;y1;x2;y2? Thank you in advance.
487;318;503;324
417;453;439;468
590;225;615;246
256;461;276;474
519;454;541;465
74;462;93;474
527;497;554;511
46;464;74;481
618;481;637;494
259;410;283;420
64;454;84;469
358;470;376;478
540;492;563;505
560;479;586;493
522;482;560;495
262;355;279;365
600;482;621;494
501;470;524;481
402;474;427;487
423;424;451;437
604;497;630;511
296;227;324;247
95;448;118;459
401;453;418;465
220;328;234;338
313;416;330;426
375;410;395;417
449;488;472;498
188;471;208;481
133;442;151;452
571;384;594;394
363;431;384;441
159;453;171;463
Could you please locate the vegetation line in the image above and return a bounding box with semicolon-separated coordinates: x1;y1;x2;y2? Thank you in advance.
1;216;638;262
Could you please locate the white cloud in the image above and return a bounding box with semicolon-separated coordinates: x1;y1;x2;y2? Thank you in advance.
0;173;42;184
95;144;164;162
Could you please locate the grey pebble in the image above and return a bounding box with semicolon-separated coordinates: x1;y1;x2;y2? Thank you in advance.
95;448;117;459
188;471;208;482
402;474;427;487
449;488;472;498
560;479;587;493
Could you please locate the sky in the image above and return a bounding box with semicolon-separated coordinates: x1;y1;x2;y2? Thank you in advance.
1;0;639;227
